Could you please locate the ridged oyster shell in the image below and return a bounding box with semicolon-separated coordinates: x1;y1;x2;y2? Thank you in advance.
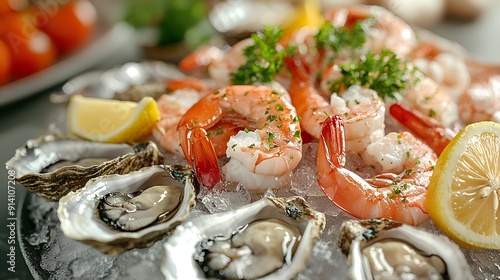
338;218;474;280
161;196;326;280
5;134;164;201
57;165;198;255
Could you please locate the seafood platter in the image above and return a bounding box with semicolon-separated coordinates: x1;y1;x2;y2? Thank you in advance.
6;3;500;280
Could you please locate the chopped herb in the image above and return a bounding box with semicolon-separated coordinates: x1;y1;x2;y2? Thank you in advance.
244;128;249;133
231;26;295;85
266;115;278;123
293;130;301;138
248;143;255;148
275;103;283;111
329;49;418;101
315;19;372;61
429;109;436;118
231;144;237;151
266;132;275;142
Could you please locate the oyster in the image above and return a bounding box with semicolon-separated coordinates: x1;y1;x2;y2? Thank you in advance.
5;134;164;201
57;165;198;255
338;218;474;280
161;196;325;280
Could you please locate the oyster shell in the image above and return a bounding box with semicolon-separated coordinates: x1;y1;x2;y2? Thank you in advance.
338;218;474;280
57;165;198;255
5;134;164;201
161;196;326;280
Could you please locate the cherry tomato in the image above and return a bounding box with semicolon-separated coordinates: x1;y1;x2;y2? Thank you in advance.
0;39;11;85
35;0;97;54
1;13;57;79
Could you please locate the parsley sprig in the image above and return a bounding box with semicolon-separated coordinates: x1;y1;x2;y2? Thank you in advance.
231;26;295;85
315;19;370;53
329;49;418;101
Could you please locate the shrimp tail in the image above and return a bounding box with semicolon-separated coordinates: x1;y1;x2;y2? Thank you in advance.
178;45;224;73
389;103;455;155
318;115;346;171
180;127;222;189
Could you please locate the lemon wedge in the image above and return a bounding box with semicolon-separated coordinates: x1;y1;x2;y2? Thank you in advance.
426;121;500;249
67;95;160;143
282;0;324;41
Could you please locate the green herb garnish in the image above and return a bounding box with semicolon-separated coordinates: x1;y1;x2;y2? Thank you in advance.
231;26;295;85
315;19;371;58
329;49;418;101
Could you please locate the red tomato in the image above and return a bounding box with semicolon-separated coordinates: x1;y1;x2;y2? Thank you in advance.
0;39;11;85
35;0;97;54
0;13;57;79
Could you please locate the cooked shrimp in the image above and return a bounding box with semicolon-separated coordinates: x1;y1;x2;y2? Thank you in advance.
323;4;417;59
411;42;471;101
317;115;438;226
177;85;302;190
286;57;385;153
178;38;253;86
411;39;500;125
401;73;459;127
389;103;456;155
153;78;240;156
457;74;500;124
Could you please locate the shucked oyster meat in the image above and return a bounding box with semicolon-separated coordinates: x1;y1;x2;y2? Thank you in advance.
57;165;198;255
98;185;182;232
5;134;164;201
161;196;326;280
338;218;473;280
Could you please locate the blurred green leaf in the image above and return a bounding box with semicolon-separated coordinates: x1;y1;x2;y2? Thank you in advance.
157;0;206;46
123;0;165;27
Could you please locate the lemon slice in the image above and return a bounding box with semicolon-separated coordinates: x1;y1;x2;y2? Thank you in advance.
67;95;160;143
426;121;500;249
282;0;324;40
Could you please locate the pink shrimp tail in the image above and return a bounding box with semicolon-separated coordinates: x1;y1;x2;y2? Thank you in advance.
179;127;221;189
317;115;346;198
389;103;456;155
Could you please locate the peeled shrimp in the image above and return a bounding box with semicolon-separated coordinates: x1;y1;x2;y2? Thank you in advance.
389;103;456;155
178;38;253;86
317;115;438;226
323;4;417;59
411;35;500;125
401;73;459;128
411;42;471;101
286;57;385;153
153;77;240;156
177;85;302;190
457;75;500;124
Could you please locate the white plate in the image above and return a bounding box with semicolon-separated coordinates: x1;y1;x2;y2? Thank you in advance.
0;21;136;106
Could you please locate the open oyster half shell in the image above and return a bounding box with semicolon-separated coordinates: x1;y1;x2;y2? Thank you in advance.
5;134;164;201
161;196;326;280
57;165;199;255
338;218;474;280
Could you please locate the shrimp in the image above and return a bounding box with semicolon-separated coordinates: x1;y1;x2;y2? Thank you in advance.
323;4;417;59
152;77;240;156
286;57;385;153
317;115;438;226
457;74;500;124
411;42;471;101
177;85;302;190
389;103;456;155
411;38;500;125
178;38;253;86
401;72;459;128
